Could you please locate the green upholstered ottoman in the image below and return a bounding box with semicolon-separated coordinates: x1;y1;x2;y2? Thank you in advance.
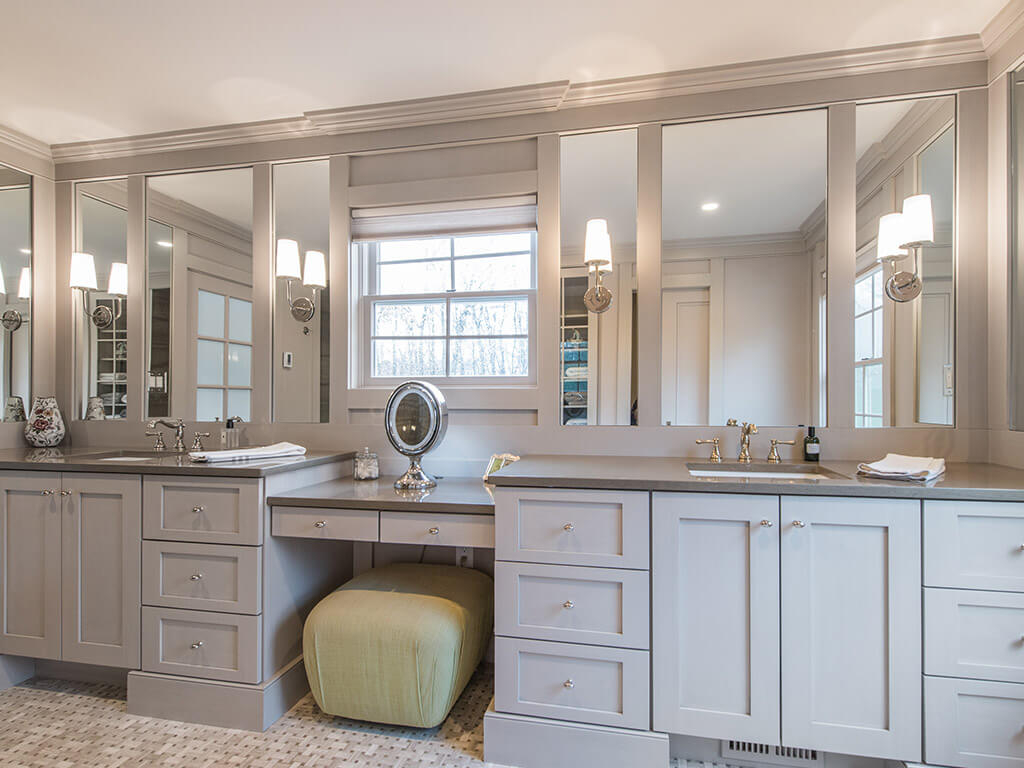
303;563;493;728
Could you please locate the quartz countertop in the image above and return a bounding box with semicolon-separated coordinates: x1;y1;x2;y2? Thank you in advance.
486;454;1024;502
268;476;495;514
0;446;353;478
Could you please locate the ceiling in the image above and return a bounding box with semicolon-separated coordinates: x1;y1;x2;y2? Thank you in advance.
0;0;1008;146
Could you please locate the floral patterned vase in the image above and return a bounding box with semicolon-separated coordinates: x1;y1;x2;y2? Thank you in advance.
24;396;66;447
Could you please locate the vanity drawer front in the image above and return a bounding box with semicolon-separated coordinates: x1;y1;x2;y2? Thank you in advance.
142;606;261;684
144;477;262;546
379;511;493;548
142;541;261;615
272;506;379;542
495;637;649;730
495;562;649;649
495;489;649;569
925;676;1024;768
925;501;1024;592
925;588;1024;683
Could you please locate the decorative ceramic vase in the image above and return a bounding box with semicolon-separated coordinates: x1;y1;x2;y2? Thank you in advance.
84;396;105;421
24;396;66;447
3;396;26;423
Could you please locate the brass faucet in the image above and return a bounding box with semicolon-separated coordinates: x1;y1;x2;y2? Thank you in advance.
726;418;758;463
148;418;186;453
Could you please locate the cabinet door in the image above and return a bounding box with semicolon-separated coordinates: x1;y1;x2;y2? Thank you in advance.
652;492;780;743
781;496;920;762
61;474;142;668
0;472;62;660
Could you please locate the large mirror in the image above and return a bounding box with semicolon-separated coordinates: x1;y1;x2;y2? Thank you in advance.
660;110;828;427
146;168;254;423
273;159;329;423
0;165;32;420
75;179;129;419
1013;69;1024;430
559;129;638;425
855;96;955;427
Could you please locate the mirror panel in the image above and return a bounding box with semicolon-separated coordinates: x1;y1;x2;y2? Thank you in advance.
855;96;955;427
272;159;329;423
75;179;128;419
1013;68;1024;429
559;129;638;426
146;168;254;423
660;110;828;427
0;165;32;419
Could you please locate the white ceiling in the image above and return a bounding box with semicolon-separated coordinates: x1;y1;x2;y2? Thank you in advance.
0;0;1007;145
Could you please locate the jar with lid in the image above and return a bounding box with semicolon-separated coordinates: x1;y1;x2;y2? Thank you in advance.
354;447;379;480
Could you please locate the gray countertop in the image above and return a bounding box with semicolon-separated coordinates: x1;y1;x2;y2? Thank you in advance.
486;455;1024;502
268;476;496;514
0;446;353;478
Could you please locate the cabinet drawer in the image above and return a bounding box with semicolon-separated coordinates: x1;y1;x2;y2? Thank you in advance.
495;562;649;649
925;500;1024;591
925;588;1024;683
495;489;649;569
144;477;262;545
379;510;493;548
925;676;1024;768
142;541;261;615
495;637;649;730
272;506;378;542
142;606;261;684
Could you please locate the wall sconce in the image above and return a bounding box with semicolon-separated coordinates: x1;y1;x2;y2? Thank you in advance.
276;239;327;322
875;194;933;303
71;252;127;328
583;218;613;313
0;266;31;332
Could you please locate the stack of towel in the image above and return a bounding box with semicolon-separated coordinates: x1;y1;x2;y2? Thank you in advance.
857;453;946;482
189;442;307;463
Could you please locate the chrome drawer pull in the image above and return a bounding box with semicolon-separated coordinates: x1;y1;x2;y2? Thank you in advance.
40;489;55;496
563;600;575;609
792;520;806;528
428;527;440;536
190;641;203;650
190;573;203;581
563;523;575;532
760;519;773;527
313;520;327;528
563;679;574;689
192;505;205;514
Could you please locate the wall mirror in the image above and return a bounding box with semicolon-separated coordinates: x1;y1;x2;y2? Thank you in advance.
855;96;955;427
660;110;828;427
74;179;129;419
273;159;329;423
559;129;637;426
1010;68;1024;430
0;164;32;421
146;168;254;423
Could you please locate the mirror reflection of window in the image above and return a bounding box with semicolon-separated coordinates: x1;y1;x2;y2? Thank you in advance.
559;129;638;426
272;159;329;423
147;168;253;423
855;96;955;427
661;110;827;427
0;164;32;419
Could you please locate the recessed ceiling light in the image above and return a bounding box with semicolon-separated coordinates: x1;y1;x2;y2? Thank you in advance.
701;202;720;212
156;240;173;248
18;248;30;254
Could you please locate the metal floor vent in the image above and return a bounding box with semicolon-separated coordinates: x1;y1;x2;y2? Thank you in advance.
721;740;823;767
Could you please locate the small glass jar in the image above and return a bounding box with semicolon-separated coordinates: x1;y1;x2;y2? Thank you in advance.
354;447;379;480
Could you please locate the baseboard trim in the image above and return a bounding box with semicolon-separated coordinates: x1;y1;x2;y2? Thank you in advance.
33;659;131;688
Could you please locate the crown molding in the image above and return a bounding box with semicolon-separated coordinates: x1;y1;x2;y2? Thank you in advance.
856;98;949;185
983;0;1024;55
0;124;52;163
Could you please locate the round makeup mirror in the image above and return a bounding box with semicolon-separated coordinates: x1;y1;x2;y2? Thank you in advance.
385;380;448;489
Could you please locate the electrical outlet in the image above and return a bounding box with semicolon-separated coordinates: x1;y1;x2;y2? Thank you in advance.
455;547;473;568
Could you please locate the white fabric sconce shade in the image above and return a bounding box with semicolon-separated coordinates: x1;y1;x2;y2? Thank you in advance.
899;194;934;248
583;218;612;269
876;212;908;263
276;238;302;279
0;269;7;295
107;262;128;296
303;250;327;288
70;252;98;290
17;268;30;299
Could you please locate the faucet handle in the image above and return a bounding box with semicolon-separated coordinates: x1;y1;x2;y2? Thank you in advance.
726;418;738;427
145;431;166;451
695;438;722;463
191;432;211;452
767;439;797;464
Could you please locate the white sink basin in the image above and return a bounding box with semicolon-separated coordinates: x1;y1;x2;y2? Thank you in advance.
97;456;155;462
685;462;835;481
687;468;822;481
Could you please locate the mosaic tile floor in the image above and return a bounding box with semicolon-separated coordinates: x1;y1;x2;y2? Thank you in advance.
0;668;731;768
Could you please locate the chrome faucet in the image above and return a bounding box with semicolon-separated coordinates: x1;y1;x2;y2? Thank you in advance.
727;418;758;463
148;418;186;453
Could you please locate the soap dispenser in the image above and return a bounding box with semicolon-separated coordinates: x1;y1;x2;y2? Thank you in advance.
803;426;820;462
221;416;244;449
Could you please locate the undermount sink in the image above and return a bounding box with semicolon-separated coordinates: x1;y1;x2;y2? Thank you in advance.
686;462;835;481
79;449;183;462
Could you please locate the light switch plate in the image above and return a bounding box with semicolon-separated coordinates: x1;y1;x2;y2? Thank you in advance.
283;352;294;369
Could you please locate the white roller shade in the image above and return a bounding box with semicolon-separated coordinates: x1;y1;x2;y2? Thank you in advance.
351;195;537;241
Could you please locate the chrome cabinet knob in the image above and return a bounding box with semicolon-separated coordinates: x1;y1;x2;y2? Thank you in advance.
313;520;326;528
793;520;806;528
190;641;203;649
563;523;575;532
190;573;203;581
563;600;575;609
760;519;773;527
60;489;72;497
563;679;574;689
428;527;440;536
192;505;205;514
40;489;54;496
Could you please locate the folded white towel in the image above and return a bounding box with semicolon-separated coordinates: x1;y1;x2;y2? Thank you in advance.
189;442;307;463
857;453;946;482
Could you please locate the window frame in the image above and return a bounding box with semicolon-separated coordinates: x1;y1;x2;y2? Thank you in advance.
854;265;884;428
353;231;538;389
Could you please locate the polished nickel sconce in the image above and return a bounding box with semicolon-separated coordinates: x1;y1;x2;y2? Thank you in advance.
70;251;127;328
276;239;327;322
876;194;933;303
582;218;613;313
0;267;31;332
